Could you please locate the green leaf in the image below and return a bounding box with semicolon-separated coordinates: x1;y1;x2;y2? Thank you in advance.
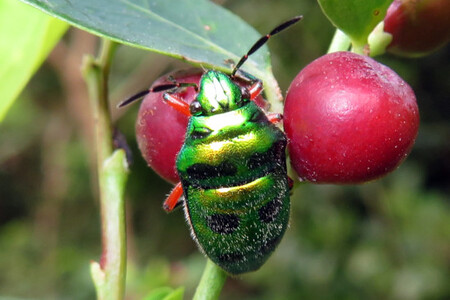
317;0;393;50
143;287;184;300
19;0;286;107
0;0;68;122
163;287;184;300
143;287;172;300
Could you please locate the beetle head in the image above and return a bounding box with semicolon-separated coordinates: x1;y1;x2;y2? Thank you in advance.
190;71;249;116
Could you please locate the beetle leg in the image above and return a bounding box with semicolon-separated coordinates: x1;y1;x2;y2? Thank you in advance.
248;80;263;100
232;69;264;101
113;128;134;166
163;93;192;117
163;182;184;212
267;113;283;124
288;176;294;190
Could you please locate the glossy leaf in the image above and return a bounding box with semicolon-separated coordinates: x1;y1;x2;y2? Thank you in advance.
0;0;68;122
318;0;393;47
18;0;275;83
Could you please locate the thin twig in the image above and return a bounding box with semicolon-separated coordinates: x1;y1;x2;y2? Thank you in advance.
83;38;129;300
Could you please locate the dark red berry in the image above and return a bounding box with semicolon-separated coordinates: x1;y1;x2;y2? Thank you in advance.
284;52;419;184
384;0;450;57
136;69;201;183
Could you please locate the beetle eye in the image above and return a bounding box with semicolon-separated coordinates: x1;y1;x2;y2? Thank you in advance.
190;100;203;115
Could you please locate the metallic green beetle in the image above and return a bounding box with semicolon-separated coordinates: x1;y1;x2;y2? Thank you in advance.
120;16;301;274
176;70;290;274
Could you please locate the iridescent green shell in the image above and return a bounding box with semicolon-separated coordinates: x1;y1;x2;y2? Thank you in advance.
176;70;290;275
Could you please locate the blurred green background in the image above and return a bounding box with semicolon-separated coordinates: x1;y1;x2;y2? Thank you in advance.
0;0;449;299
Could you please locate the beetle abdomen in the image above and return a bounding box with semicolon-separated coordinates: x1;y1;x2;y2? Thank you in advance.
176;102;290;274
184;171;290;274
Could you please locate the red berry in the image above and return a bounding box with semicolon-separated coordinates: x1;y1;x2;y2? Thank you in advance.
284;52;419;184
384;0;450;57
136;69;201;183
136;69;268;184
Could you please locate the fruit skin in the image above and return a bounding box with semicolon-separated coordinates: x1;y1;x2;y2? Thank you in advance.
384;0;450;57
284;51;419;184
136;69;202;184
136;69;268;184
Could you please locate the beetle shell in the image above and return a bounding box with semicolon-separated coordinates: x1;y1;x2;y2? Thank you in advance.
176;71;290;274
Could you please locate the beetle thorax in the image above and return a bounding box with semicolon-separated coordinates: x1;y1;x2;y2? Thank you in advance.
194;71;248;116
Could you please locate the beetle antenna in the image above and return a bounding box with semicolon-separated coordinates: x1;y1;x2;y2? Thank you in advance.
231;15;302;76
117;82;198;108
117;90;150;107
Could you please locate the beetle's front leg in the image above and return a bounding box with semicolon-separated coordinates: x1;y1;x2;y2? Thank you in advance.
163;182;184;212
233;69;264;101
267;113;283;124
248;80;263;100
162;93;192;117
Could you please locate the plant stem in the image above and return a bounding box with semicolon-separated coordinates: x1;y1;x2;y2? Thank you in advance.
83;38;129;300
350;43;366;55
193;259;228;300
327;29;351;53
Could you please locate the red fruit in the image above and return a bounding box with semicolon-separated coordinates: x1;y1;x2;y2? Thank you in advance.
136;69;267;184
136;69;201;183
384;0;450;57
284;52;419;184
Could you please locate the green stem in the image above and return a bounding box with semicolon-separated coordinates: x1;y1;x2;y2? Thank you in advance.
83;38;129;300
327;29;351;54
193;259;228;300
350;42;366;55
261;71;284;114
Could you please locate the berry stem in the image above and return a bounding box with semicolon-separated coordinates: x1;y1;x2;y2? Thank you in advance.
193;259;228;300
82;38;129;300
262;72;284;114
367;21;393;57
327;29;351;53
350;42;366;55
